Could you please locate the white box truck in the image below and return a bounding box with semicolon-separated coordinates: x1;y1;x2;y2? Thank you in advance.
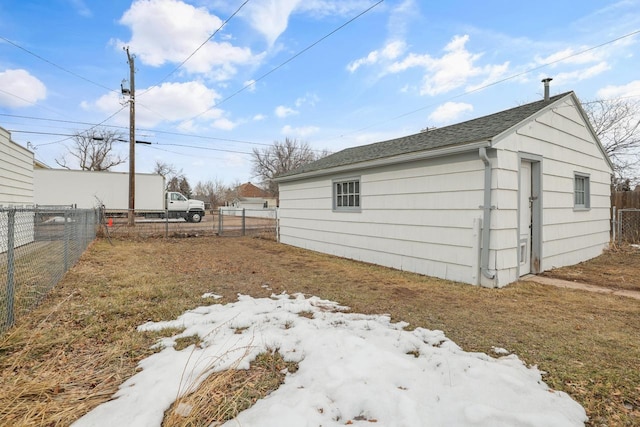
33;169;205;222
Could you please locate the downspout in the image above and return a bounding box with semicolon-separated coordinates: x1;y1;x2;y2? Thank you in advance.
479;147;495;280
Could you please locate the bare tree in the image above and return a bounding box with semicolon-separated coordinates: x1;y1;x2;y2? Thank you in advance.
152;160;177;180
153;160;193;195
583;98;640;187
56;129;126;170
223;179;242;205
194;178;227;208
251;138;325;197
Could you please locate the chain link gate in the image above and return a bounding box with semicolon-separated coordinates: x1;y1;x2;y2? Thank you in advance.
616;208;640;244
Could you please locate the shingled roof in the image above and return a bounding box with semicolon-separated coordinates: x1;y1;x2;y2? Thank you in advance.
278;92;573;179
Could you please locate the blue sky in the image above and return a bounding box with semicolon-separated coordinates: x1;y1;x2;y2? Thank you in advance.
1;0;639;188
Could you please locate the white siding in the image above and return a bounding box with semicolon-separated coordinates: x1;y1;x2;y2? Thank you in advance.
279;94;612;288
0;127;35;252
493;96;611;284
0;127;33;207
279;152;485;285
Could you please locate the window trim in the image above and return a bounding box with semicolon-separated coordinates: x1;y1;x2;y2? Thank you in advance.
573;172;591;211
332;177;361;212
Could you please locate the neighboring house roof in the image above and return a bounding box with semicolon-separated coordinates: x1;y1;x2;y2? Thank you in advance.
236;197;267;202
237;182;271;198
277;91;610;181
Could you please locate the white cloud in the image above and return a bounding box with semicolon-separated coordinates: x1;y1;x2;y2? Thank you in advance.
297;0;373;17
347;40;406;73
253;113;267;121
551;62;611;86
116;0;260;80
211;117;236;131
86;81;228;128
534;47;605;67
281;124;319;137
428;102;473;124
465;61;510;92
244;80;257;92
596;80;640;99
241;0;369;46
384;35;509;96
275;105;298;118
243;0;301;46
0;69;47;108
67;0;92;17
295;92;319;107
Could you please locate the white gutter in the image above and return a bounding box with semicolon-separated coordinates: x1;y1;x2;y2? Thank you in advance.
479;147;495;281
276;140;491;183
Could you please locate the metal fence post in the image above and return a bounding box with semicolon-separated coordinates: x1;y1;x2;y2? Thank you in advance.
165;209;169;238
618;209;622;245
63;211;69;272
218;208;223;236
1;206;101;335
242;208;246;236
6;209;16;328
612;206;617;243
275;207;279;242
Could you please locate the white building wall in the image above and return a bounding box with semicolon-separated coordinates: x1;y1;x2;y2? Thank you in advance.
279;152;485;285
492;96;611;284
0;127;34;207
0;127;35;252
280;95;611;288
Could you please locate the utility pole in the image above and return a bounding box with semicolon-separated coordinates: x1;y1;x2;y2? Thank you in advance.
124;47;136;227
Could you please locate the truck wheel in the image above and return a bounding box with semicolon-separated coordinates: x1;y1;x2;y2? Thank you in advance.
189;212;202;223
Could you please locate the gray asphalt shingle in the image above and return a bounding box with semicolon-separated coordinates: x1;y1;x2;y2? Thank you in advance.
278;92;571;178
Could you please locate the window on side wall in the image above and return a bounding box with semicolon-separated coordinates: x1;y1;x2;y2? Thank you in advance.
574;173;590;210
333;178;361;211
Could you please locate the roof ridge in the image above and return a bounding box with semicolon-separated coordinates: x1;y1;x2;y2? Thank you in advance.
278;91;574;179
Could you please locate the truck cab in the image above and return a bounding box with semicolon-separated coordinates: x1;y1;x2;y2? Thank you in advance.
166;192;205;223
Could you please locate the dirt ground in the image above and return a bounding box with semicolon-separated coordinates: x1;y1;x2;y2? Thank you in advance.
542;244;640;292
1;236;639;426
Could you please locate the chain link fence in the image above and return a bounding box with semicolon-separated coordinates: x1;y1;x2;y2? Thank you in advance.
615;208;640;244
100;208;278;239
217;208;278;239
1;206;99;333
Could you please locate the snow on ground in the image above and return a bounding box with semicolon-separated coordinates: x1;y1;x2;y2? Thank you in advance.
73;293;587;427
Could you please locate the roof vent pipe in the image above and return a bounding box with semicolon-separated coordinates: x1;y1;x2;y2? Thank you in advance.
542;77;552;101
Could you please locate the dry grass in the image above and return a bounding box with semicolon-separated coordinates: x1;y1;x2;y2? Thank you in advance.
0;236;639;426
163;349;298;427
542;244;640;292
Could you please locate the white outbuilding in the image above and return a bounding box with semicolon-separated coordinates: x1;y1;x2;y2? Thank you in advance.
0;127;33;207
0;126;35;251
276;89;613;287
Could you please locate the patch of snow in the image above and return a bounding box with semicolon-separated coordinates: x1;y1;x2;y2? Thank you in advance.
492;346;510;355
73;294;587;427
201;293;222;299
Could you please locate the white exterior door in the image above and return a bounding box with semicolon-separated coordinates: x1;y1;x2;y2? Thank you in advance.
519;161;532;275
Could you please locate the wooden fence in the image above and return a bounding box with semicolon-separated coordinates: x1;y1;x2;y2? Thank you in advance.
611;190;640;210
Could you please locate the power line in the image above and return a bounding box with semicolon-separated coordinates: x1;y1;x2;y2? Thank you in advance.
0;35;118;93
31;106;127;147
188;0;385;121
9;128;253;155
336;28;640;139
157;142;251;155
138;0;251;97
3;113;273;147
